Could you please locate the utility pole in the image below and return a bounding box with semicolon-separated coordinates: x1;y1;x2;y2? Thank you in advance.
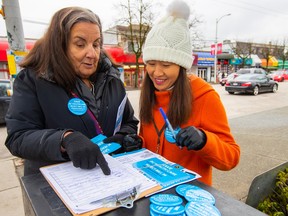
213;13;231;83
1;0;26;80
1;0;25;51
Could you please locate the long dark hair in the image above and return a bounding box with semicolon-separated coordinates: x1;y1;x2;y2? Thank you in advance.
19;7;103;91
139;67;192;127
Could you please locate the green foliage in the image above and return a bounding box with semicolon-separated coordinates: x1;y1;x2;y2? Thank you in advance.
257;167;288;216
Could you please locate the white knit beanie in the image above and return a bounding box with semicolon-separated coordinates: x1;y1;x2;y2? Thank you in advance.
143;0;193;70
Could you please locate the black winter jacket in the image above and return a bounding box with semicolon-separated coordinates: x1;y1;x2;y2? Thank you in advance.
5;57;139;175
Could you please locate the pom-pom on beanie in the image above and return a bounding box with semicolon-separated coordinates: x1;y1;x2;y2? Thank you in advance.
143;0;193;70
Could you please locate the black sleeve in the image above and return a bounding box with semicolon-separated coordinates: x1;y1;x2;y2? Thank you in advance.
5;69;66;162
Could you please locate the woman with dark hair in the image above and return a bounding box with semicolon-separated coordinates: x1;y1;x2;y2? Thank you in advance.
5;7;139;176
139;0;240;186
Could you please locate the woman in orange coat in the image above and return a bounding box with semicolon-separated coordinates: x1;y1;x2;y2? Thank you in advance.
139;0;240;186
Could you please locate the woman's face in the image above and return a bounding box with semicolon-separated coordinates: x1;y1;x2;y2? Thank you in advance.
146;61;180;91
67;22;101;79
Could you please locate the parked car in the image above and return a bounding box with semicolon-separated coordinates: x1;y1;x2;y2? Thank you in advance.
220;73;238;86
0;79;12;124
269;70;288;82
236;68;268;76
225;73;278;96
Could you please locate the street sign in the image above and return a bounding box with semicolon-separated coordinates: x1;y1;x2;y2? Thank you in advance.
211;43;223;55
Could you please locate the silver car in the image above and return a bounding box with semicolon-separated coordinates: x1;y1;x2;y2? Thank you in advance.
236;68;268;75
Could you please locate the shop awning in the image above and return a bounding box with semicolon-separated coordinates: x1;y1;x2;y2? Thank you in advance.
122;53;143;64
261;56;278;67
277;60;288;69
104;46;125;63
104;45;144;64
195;52;214;66
229;57;251;65
0;39;35;62
230;58;241;65
251;54;261;66
0;40;9;61
229;54;261;66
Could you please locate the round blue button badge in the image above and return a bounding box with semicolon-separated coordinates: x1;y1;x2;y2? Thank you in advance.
150;203;185;215
164;127;181;143
176;184;200;197
68;98;87;115
150;194;183;206
185;201;221;216
184;187;215;205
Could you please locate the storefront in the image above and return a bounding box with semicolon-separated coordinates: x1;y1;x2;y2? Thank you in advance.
250;54;262;67
277;60;288;69
229;54;262;72
261;56;278;71
0;39;10;78
104;45;145;88
217;53;234;76
0;38;35;78
194;52;214;82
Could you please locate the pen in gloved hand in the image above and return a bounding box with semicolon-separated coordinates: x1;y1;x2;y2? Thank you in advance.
159;108;182;149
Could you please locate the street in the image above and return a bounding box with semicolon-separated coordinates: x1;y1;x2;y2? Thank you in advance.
0;81;288;216
127;81;288;120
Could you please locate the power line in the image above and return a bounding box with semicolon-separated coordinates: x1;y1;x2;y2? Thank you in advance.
210;0;288;17
22;19;48;25
235;0;287;16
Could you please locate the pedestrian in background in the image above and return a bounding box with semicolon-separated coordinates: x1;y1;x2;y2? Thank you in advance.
139;0;240;185
5;7;140;176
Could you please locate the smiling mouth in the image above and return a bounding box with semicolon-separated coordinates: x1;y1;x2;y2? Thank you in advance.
155;78;166;85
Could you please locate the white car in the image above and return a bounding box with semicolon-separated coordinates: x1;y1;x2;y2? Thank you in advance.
220;73;238;86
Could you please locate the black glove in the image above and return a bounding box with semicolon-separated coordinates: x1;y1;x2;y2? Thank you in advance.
103;133;125;144
62;131;111;175
122;134;143;152
176;126;207;151
103;133;142;153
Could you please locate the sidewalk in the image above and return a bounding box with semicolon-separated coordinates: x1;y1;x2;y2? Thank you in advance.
0;126;25;216
1;105;288;216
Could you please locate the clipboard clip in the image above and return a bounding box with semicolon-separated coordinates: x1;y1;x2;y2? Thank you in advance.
116;186;138;208
102;186;140;209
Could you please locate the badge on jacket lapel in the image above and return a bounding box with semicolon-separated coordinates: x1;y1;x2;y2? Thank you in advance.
68;98;87;115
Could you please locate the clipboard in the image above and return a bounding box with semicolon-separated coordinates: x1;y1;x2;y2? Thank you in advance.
40;154;162;216
43;178;161;216
69;184;161;216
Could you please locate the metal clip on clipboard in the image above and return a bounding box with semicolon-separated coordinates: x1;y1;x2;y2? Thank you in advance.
101;185;140;209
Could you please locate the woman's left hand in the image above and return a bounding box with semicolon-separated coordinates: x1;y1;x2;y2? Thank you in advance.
176;126;207;150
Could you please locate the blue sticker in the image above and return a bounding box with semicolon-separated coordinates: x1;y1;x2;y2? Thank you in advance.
91;134;121;154
133;158;194;188
176;184;200;197
98;142;121;154
165;127;181;143
185;202;221;216
68;98;87;115
184;187;215;205
150;204;185;215
150;194;183;207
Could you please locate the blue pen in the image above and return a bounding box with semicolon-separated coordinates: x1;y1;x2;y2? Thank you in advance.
159;107;176;140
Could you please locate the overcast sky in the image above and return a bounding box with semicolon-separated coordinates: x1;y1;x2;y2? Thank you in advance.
1;0;287;45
